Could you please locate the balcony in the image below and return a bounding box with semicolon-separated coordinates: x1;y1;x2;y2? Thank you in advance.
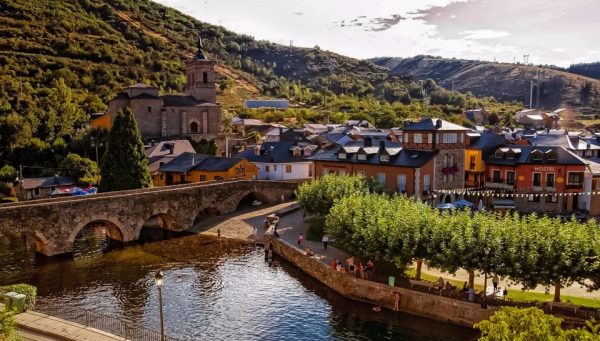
546;186;556;193
532;186;543;192
486;178;515;190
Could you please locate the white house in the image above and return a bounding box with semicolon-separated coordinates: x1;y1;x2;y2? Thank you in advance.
236;141;318;181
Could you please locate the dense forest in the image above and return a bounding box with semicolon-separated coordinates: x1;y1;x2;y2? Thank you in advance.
569;62;600;81
0;0;522;181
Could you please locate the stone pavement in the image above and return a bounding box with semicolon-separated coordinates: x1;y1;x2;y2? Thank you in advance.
0;304;125;341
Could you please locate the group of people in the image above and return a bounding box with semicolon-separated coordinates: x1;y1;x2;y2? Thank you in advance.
330;257;375;280
297;232;330;250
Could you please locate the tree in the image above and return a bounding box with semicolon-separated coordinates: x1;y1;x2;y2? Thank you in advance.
99;108;152;192
0;165;17;183
475;307;599;340
60;153;99;186
297;174;383;216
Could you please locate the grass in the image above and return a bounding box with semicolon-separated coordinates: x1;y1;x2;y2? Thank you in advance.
404;268;600;309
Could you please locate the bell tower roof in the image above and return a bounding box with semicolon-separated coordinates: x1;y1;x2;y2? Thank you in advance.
195;33;208;60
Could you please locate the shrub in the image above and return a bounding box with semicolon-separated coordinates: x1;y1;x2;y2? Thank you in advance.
0;284;37;311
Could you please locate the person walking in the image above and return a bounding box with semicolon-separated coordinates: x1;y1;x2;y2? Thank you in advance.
393;292;400;311
322;234;329;250
492;274;499;292
298;233;304;246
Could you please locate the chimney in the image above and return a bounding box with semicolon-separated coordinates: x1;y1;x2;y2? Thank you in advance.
364;137;373;147
254;145;261;156
168;143;174;155
379;140;386;151
436;119;443;128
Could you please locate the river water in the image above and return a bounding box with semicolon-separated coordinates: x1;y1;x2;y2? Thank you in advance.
0;231;476;341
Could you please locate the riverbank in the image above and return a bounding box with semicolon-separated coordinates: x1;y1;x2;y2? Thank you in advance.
1;303;125;341
266;237;494;327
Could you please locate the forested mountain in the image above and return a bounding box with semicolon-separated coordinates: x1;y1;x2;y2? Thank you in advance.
371;56;600;109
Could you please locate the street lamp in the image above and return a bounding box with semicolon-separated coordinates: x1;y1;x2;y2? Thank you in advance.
481;246;491;309
90;137;103;165
154;270;165;341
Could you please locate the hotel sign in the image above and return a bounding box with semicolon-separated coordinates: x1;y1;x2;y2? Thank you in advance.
533;166;555;172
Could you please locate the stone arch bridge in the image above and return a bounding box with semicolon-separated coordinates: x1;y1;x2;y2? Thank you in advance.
0;180;297;256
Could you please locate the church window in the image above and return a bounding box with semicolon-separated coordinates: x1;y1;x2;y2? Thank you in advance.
190;122;199;133
147;106;152;113
203;72;208;84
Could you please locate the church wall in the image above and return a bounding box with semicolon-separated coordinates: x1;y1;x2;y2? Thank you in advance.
128;98;164;138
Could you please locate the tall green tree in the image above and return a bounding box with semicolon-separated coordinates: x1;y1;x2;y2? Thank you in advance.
99;108;152;192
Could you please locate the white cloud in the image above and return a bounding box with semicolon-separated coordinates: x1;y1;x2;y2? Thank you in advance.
460;30;510;40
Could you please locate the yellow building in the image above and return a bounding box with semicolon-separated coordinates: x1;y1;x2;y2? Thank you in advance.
465;132;505;188
155;152;258;186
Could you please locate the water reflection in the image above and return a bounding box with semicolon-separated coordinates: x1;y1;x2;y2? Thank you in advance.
0;234;476;341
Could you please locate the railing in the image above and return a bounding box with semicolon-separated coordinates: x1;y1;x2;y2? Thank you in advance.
35;304;181;341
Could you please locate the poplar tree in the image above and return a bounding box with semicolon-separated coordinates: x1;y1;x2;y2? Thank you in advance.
99;108;152;192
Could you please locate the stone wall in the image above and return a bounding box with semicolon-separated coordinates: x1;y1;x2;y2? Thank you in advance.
267;237;494;327
434;149;465;190
0;181;298;256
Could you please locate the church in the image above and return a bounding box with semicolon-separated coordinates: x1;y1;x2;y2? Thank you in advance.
101;35;221;141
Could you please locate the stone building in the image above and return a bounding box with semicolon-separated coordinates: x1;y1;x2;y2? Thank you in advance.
401;118;470;203
105;35;221;141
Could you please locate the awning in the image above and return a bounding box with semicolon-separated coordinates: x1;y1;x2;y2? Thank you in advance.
437;203;456;210
493;199;516;209
454;199;473;208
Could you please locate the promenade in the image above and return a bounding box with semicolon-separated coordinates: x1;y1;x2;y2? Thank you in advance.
1;304;125;341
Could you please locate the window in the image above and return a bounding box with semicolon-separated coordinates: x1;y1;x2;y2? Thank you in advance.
414;133;422;143
214;176;223;181
292;148;300;156
531;150;543;161
34;188;40;196
379;154;390;162
265;165;270;173
443;133;457;144
203;72;208;84
506;171;515;185
494;149;504;158
546;173;555;188
180;174;186;183
148;106;152;113
546;150;557;160
397;175;407;192
506;150;515;159
357;153;367;161
567;172;584;186
423;175;431;192
492;169;501;183
528;194;540;202
428;133;432;143
533;173;542;187
338;152;347;159
200;175;207;181
190;121;199;133
377;172;386;185
285;165;292;173
274;165;278;171
545;195;558;203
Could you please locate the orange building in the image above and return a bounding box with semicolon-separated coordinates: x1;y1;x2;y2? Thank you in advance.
90;113;112;130
311;139;437;198
485;146;587;214
155;152;257;186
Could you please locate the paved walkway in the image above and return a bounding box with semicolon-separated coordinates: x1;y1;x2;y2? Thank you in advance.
1;304;125;341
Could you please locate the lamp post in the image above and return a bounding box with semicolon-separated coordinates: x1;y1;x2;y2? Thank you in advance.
155;270;165;341
481;246;491;309
91;137;103;166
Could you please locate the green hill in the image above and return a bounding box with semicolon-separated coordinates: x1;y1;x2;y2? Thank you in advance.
371;56;600;109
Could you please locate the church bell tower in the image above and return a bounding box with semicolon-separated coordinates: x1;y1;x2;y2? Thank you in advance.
185;34;217;103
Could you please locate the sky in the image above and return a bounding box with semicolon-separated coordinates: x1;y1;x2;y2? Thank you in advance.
156;0;600;67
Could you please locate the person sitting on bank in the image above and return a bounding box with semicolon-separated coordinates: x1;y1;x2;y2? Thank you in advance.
305;246;314;256
336;261;343;272
330;259;337;270
436;277;445;294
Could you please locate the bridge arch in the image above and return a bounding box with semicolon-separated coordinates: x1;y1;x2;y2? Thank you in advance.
233;191;271;211
137;210;187;243
69;216;125;245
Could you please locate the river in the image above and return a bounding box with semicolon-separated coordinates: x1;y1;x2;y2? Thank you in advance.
0;230;476;340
